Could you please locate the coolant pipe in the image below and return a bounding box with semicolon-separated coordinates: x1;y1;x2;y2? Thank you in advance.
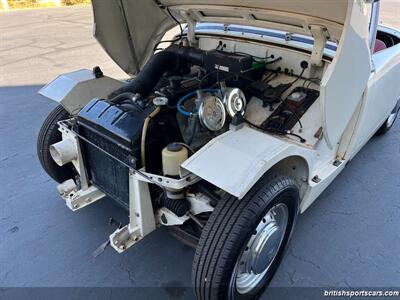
108;45;206;100
141;106;161;170
109;92;138;104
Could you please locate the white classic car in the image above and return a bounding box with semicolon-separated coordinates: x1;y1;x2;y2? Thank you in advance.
37;0;399;299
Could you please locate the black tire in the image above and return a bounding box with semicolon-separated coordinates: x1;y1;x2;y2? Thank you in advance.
37;105;76;183
192;173;299;300
375;102;399;135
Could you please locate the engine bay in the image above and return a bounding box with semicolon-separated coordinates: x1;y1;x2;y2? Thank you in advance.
70;42;324;211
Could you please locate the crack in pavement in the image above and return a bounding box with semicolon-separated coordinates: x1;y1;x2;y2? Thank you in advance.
285;269;296;285
1;269;12;282
324;209;356;216
119;254;135;285
343;278;352;288
287;247;321;271
0;153;18;162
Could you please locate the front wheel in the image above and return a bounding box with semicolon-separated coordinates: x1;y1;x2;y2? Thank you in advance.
37;105;76;183
192;173;299;300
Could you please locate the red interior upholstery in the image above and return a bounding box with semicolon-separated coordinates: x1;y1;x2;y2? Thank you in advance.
374;39;387;53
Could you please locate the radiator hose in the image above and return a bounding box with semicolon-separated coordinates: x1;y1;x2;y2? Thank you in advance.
109;45;206;100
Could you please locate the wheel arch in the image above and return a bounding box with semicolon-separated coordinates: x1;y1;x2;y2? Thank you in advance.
268;155;310;201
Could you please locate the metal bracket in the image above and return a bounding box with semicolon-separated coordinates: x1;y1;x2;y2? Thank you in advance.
55;121;105;211
187;193;214;215
58;120;90;189
181;11;197;46
309;25;329;67
157;207;189;226
132;171;200;190
57;180;106;211
333;159;343;167
110;172;156;253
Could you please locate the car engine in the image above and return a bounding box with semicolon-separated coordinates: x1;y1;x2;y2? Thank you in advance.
72;44;319;211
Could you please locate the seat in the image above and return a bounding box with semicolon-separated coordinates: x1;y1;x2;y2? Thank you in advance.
374;39;387;53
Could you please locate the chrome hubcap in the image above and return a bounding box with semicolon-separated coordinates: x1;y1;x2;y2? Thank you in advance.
234;203;289;294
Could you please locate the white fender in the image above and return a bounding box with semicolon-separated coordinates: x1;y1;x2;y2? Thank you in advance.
181;125;316;199
39;69;124;115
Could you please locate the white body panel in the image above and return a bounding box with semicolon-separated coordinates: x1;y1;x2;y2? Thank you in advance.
345;44;400;159
182;125;315;199
181;123;350;213
39;69;124;115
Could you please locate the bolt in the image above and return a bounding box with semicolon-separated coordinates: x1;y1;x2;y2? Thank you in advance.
114;240;118;245
312;175;321;183
133;236;139;242
119;245;125;250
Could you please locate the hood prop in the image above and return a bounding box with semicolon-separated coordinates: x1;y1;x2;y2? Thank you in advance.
309;25;329;67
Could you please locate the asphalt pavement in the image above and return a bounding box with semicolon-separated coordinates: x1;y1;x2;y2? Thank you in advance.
0;6;399;300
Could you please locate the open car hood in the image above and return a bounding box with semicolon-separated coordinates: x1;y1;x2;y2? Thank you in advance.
92;0;359;75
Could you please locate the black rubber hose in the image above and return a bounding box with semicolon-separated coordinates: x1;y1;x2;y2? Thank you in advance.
109;92;136;103
108;45;205;100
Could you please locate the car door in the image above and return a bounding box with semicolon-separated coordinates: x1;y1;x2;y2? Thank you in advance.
353;46;400;145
